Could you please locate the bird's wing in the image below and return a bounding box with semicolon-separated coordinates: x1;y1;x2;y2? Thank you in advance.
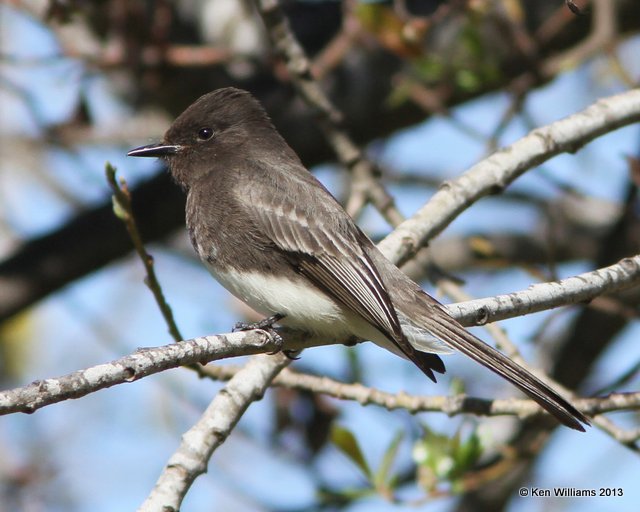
238;170;444;380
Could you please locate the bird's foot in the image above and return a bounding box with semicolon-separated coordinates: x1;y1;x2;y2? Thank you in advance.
233;314;293;356
233;313;284;332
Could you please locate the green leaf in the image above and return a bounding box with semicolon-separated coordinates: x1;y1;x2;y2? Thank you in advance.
413;425;451;476
331;425;372;480
453;429;482;475
111;195;127;220
413;423;485;491
413;55;445;83
374;430;403;490
450;377;466;396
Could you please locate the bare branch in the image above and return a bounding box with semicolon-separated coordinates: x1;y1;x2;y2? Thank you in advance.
2;254;637;416
254;0;405;224
273;368;640;420
449;255;640;326
0;330;278;415
378;88;640;266
138;354;291;512
202;362;640;422
544;0;617;77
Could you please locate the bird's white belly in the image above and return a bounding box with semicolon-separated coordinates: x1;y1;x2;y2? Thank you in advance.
205;264;453;356
207;265;353;336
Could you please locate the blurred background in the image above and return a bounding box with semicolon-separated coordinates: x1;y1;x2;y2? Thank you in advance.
1;1;639;511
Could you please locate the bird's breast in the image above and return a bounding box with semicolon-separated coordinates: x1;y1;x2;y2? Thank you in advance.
205;263;356;335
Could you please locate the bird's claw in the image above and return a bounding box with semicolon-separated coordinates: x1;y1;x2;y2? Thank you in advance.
283;349;300;360
233;314;286;354
233;313;284;332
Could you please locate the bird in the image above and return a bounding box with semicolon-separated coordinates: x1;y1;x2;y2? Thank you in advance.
127;87;589;431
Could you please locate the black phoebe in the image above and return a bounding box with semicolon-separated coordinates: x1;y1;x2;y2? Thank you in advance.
128;88;589;431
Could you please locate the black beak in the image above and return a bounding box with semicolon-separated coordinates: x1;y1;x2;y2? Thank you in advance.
127;143;181;158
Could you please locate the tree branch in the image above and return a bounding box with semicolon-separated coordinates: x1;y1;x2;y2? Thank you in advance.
2;254;637;416
0;330;277;415
138;354;291;512
203;363;640;421
378;88;640;266
254;0;405;224
449;255;640;325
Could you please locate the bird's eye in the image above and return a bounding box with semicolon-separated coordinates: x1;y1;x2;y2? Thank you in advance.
197;127;214;140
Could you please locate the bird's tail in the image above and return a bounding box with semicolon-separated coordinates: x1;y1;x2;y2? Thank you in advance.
422;303;589;431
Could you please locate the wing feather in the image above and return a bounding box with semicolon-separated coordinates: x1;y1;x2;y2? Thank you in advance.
238;169;445;380
424;305;589;430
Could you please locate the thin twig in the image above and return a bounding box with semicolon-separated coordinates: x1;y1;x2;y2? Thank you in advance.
105;163;183;342
254;0;405;225
106;164;213;380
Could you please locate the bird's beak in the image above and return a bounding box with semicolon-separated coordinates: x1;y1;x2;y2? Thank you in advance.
127;143;181;158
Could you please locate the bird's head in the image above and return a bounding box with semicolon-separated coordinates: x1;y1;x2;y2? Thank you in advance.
127;87;279;188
